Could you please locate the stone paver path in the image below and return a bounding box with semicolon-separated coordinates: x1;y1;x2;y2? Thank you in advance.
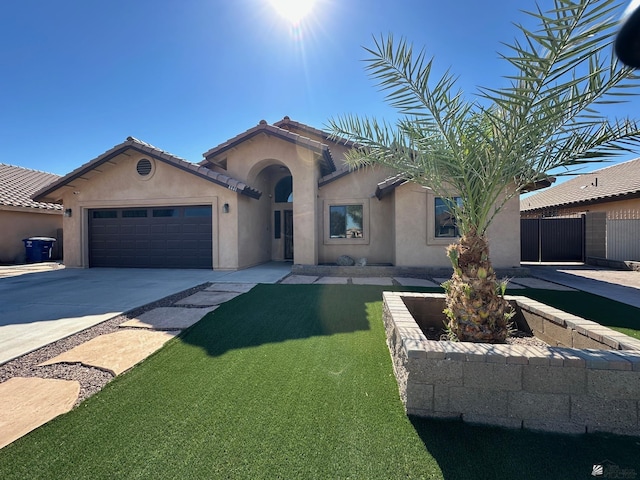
351;277;394;286
280;275;318;284
0;377;79;449
120;307;218;330
313;277;349;284
394;277;440;287
175;291;243;306
204;283;257;293
39;330;178;376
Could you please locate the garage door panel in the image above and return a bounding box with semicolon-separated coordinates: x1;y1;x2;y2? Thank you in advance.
90;205;212;268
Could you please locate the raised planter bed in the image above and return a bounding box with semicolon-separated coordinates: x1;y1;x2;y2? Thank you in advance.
383;291;640;436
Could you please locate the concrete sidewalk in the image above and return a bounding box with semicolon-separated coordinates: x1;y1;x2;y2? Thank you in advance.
528;264;640;308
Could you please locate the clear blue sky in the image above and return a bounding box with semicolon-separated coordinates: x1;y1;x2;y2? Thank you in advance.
1;0;638;177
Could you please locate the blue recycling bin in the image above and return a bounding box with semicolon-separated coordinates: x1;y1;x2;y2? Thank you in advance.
22;237;56;263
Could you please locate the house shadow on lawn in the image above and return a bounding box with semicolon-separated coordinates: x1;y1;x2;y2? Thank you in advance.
410;416;640;479
178;283;438;357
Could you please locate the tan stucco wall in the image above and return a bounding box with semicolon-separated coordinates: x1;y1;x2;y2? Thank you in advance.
51;130;523;271
59;151;238;269
317;166;396;265
220;134;321;265
394;183;521;269
0;208;62;263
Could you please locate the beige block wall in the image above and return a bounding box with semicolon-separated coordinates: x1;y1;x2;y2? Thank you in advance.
0;209;62;263
59;151;238;269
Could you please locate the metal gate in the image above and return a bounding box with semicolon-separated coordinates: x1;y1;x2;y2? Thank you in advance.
521;217;585;262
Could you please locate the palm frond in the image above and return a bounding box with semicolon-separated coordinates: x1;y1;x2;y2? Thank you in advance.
328;0;640;237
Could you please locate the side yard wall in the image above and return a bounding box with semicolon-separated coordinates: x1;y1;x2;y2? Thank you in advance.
0;209;62;263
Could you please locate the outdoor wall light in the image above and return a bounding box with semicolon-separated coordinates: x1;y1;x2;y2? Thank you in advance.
64;208;72;218
616;0;640;68
223;203;230;213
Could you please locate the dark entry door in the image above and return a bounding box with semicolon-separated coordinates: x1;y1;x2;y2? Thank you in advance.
89;205;212;268
284;210;293;260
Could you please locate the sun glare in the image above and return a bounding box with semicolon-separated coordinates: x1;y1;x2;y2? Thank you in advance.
269;0;316;25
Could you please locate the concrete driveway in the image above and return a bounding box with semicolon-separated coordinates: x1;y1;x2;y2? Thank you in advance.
0;264;291;365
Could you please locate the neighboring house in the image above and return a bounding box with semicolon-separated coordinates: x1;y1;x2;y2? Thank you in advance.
33;117;521;270
0;164;63;263
521;158;640;262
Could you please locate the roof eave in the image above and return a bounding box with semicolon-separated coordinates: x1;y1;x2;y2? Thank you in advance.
34;140;262;203
522;189;640;212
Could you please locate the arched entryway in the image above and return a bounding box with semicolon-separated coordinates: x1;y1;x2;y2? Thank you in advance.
274;175;293;260
249;162;294;262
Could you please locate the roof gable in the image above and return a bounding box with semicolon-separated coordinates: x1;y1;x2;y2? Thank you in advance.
33;137;262;203
521;158;640;212
202;119;336;176
0;164;62;211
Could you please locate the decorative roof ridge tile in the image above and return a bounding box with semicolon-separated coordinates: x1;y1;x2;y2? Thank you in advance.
274;116;357;147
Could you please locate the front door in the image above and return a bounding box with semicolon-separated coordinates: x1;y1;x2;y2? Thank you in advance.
284;210;293;260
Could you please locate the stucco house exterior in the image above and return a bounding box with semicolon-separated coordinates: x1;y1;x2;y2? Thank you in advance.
521;158;640;262
33;117;521;270
0;164;63;264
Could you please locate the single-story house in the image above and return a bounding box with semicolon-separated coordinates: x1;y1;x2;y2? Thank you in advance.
521;158;640;262
0;164;63;263
33;117;521;270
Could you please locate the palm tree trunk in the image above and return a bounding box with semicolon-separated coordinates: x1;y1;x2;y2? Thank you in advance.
444;229;513;343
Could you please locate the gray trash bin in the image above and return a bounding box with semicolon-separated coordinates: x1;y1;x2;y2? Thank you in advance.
22;237;57;263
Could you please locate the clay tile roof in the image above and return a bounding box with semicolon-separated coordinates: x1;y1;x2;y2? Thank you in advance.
521;158;640;212
34;137;262;203
202;119;336;176
375;174;409;199
0;164;62;211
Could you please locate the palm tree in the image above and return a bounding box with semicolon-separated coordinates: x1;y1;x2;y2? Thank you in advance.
328;0;640;343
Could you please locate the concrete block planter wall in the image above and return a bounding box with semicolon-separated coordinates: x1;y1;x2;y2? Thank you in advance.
383;292;640;436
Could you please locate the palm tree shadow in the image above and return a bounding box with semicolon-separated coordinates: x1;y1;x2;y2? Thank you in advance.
179;284;415;357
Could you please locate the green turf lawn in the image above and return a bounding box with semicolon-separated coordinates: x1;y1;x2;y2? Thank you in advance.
0;284;638;479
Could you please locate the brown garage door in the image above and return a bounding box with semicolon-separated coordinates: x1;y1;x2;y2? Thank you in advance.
89;206;212;268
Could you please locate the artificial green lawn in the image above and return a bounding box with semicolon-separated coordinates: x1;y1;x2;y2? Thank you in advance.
0;284;638;479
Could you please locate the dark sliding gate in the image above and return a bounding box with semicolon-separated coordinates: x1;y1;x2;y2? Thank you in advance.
521;217;585;262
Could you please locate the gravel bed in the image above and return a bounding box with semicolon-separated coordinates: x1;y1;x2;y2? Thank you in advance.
0;283;210;406
421;327;549;348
